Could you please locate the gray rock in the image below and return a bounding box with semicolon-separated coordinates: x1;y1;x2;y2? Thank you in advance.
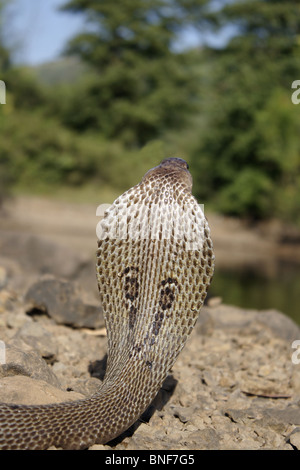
188;428;220;449
287;428;300;450
0;232;90;280
0;344;60;388
208;304;300;341
262;407;300;426
256;309;300;342
225;406;300;438
25;276;103;328
1;273;300;450
224;408;258;425
172;405;196;423
0;375;84;405
6;311;30;330
14;322;58;362
196;307;214;336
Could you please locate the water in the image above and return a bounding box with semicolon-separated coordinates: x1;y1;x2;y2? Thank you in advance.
209;260;300;325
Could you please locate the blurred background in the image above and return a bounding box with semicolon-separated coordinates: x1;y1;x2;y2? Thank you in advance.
0;0;300;322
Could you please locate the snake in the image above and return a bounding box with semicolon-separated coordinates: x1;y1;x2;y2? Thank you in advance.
0;157;214;450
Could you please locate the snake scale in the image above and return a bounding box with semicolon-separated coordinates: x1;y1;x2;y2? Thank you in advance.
0;158;214;450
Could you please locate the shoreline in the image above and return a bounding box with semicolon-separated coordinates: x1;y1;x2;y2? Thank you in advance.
1;195;300;276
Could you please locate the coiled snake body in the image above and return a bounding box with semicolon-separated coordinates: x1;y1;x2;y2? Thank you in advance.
0;158;214;449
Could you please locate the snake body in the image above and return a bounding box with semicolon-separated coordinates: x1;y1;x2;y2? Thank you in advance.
0;158;214;449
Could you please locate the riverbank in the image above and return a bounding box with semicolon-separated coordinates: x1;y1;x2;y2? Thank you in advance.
1;195;300;285
1;194;300;321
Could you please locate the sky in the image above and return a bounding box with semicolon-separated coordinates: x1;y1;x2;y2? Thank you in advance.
5;0;86;64
4;0;232;66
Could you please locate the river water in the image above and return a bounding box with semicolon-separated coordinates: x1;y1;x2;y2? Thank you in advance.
209;260;300;325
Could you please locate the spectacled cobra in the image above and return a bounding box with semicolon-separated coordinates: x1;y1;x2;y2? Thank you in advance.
0;157;214;450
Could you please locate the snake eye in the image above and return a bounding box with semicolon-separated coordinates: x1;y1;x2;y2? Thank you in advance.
186;163;189;170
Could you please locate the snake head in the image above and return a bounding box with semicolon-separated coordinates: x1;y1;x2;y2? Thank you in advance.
142;157;193;193
160;157;189;170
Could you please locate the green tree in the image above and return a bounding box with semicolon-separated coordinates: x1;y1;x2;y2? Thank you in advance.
60;0;210;146
0;0;10;71
0;0;11;207
191;0;300;223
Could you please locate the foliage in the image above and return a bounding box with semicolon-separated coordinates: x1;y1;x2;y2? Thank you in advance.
1;0;300;227
57;0;210;146
191;0;300;223
0;0;11;205
0;104;163;195
0;0;10;71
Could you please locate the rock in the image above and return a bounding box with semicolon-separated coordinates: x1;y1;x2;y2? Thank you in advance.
224;408;258;425
0;276;300;450
88;444;107;450
25;276;103;328
0;344;61;388
262;407;300;426
0;375;84;405
172;405;195;423
208;304;300;341
256;309;300;342
0;232;90;281
196;307;214;336
0;257;24;292
207;296;222;307
208;304;257;330
13;322;58;362
188;428;220;449
287;428;300;449
6;311;30;330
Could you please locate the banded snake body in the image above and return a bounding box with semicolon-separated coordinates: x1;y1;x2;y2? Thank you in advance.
0;158;214;449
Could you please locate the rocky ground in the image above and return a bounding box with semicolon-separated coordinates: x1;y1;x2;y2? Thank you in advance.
0;196;300;450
